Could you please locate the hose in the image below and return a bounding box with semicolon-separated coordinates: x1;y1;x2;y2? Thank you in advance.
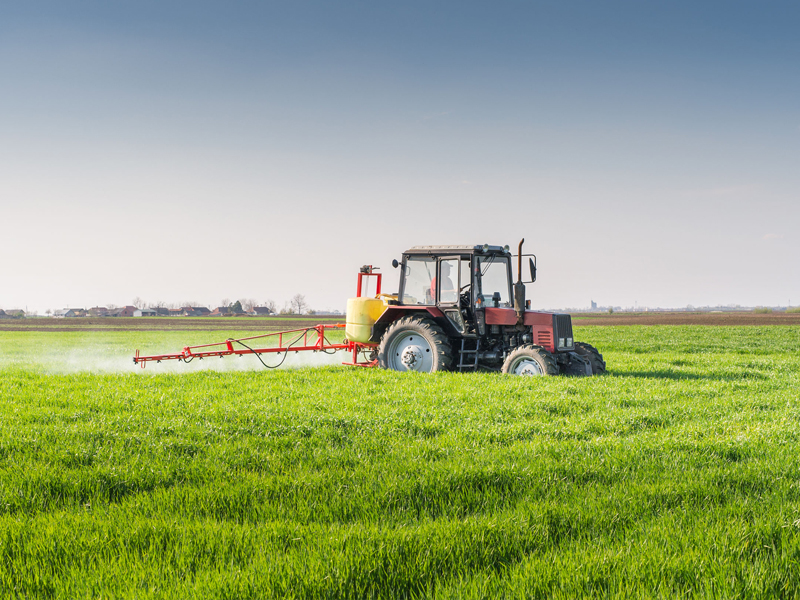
230;338;290;369
229;326;340;369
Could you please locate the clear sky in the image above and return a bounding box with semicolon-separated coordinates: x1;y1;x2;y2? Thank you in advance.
2;1;798;313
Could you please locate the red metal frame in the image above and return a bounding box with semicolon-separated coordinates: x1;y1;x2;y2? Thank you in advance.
134;323;378;369
356;266;382;298
133;267;387;370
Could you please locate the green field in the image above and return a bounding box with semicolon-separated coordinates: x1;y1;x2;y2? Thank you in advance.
2;326;800;598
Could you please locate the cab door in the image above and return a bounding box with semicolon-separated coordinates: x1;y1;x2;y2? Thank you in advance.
436;256;461;306
437;256;471;335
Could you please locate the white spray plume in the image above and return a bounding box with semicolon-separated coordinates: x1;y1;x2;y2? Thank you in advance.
5;345;349;375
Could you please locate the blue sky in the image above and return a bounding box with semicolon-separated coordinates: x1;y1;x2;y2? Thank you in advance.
1;1;798;312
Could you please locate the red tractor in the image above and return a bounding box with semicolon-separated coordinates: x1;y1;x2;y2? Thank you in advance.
369;241;605;376
134;240;604;376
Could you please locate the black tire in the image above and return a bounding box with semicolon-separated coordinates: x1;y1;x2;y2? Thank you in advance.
574;342;606;375
378;315;454;373
501;344;559;376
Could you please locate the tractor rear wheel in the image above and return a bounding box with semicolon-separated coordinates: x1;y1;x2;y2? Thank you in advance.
574;342;606;375
502;345;559;376
378;315;453;373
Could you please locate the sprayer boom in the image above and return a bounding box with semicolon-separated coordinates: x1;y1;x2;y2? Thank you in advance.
133;324;377;369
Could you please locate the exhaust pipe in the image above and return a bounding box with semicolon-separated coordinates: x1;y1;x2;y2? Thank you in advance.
514;238;526;327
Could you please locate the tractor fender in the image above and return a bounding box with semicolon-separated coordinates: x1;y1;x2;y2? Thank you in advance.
369;306;447;343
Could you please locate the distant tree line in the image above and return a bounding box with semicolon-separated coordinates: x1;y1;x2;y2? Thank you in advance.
128;295;314;315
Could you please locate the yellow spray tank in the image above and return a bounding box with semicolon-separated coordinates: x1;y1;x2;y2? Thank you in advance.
345;265;390;343
345;297;385;343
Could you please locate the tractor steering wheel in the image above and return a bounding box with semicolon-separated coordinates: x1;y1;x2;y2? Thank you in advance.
459;290;471;308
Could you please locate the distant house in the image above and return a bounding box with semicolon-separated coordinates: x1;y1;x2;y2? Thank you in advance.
53;309;76;318
180;306;211;317
88;307;109;317
209;306;232;317
119;306;137;317
249;307;273;316
151;307;170;316
4;309;25;318
0;309;7;319
134;308;158;317
108;306;137;317
69;308;87;317
168;308;183;317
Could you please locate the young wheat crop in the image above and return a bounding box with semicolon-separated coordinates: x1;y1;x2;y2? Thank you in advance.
1;326;799;598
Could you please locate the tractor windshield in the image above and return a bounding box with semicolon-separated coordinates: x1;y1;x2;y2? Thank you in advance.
476;256;512;307
401;256;436;305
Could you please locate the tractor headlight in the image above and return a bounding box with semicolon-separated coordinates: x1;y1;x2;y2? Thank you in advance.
566;337;573;347
558;338;565;348
476;309;486;335
503;245;510;253
482;244;490;253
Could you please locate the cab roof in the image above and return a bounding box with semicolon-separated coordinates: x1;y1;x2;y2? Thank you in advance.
403;245;509;256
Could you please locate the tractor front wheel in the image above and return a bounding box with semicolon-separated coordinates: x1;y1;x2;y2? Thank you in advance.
574;342;606;375
502;345;559;376
378;315;453;373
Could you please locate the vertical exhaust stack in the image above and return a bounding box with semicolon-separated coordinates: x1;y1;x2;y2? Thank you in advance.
514;238;526;327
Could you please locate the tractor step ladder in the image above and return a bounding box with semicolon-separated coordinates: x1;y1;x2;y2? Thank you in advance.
457;338;480;371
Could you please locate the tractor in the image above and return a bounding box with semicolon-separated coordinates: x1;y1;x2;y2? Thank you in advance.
368;240;605;376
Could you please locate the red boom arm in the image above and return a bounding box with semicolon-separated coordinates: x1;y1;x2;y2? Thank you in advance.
133;324;377;369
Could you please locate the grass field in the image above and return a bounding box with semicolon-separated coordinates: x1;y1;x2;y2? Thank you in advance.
2;325;800;598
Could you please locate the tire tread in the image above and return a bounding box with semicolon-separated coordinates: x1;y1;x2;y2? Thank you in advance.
574;341;606;375
501;344;559;375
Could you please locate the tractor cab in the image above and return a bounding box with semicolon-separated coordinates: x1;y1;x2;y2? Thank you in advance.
395;245;521;337
398;245;514;309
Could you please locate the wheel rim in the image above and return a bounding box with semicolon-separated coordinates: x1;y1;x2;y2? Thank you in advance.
510;357;544;376
387;333;434;372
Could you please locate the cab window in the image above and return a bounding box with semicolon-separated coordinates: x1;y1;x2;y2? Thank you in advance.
401;257;436;305
437;259;459;304
476;256;512;307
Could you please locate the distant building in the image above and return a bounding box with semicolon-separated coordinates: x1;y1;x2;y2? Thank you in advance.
180;306;211;317
133;308;158;317
248;307;273;316
53;309;76;318
108;306;137;317
88;307;109;317
590;300;597;310
209;306;232;317
150;307;170;316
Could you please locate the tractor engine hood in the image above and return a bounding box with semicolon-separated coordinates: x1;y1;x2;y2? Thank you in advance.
483;308;575;353
484;307;553;327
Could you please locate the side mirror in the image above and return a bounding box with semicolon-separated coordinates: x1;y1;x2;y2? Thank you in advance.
529;258;537;282
392;259;399;269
